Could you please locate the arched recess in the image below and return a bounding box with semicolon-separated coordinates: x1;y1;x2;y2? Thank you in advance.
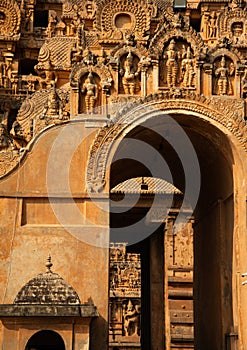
25;330;65;350
87;93;247;349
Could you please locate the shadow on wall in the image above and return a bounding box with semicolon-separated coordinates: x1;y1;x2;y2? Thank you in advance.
90;315;108;350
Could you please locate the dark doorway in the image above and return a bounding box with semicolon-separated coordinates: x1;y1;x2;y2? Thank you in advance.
25;330;65;350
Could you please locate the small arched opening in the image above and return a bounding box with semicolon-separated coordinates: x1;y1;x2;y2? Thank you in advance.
25;330;65;350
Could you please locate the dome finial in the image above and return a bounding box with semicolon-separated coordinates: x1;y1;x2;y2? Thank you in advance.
45;254;53;272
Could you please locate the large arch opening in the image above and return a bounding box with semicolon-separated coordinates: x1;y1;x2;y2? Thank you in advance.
109;112;235;350
25;330;65;350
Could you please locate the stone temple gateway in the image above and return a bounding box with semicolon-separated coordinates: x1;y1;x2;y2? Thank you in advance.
0;0;247;349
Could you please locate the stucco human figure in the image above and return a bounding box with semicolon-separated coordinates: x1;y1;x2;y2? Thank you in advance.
165;39;179;87
208;12;217;38
181;47;195;87
214;55;235;95
81;72;98;113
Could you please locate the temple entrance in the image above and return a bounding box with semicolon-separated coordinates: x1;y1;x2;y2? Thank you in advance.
25;330;65;350
109;112;236;350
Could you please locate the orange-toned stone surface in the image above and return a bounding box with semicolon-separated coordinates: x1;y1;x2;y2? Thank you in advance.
0;0;247;349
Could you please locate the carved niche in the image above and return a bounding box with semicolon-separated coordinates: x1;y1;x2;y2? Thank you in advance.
80;71;101;113
160;39;196;89
109;243;141;346
0;0;21;37
213;55;235;95
70;55;113;114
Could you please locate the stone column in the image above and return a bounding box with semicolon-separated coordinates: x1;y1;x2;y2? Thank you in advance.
152;59;159;92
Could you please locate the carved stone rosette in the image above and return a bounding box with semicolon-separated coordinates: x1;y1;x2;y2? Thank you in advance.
0;0;21;38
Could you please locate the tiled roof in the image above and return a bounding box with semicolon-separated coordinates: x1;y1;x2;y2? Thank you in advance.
111;177;182;195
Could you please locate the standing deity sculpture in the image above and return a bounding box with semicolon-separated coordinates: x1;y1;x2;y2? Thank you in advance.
120;51;140;95
180;47;195;88
207;12;217;38
214;56;235;95
81;72;98;113
165;39;179;87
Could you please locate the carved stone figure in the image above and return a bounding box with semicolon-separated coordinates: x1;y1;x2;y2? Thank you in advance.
165;39;179;87
120;51;140;95
214;56;235;95
207;12;217;38
180;47;195;88
81;72;98;113
123;300;140;336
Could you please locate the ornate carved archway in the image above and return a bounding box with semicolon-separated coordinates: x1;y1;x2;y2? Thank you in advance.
87;91;247;193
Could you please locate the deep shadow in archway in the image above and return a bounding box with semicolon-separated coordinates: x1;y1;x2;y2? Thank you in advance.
25;330;65;350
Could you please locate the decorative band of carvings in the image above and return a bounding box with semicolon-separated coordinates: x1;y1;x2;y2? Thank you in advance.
87;91;247;193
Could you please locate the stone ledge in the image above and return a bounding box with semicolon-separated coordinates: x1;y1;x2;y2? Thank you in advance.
0;304;99;318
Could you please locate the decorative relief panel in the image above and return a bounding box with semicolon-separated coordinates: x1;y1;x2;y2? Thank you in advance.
109;243;141;347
